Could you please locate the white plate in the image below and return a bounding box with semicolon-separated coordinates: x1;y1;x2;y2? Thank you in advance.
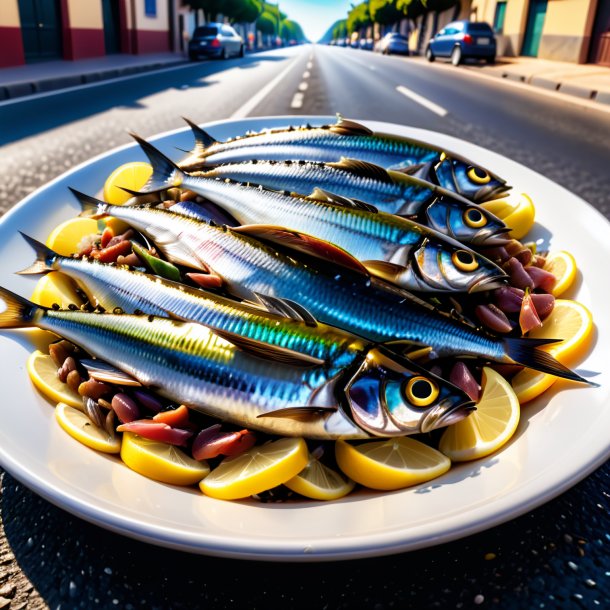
0;117;607;561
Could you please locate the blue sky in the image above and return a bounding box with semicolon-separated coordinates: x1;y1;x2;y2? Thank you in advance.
278;0;353;41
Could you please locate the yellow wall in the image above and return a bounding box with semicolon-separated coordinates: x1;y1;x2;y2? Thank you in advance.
67;0;103;29
543;0;591;36
0;0;21;27
133;0;170;31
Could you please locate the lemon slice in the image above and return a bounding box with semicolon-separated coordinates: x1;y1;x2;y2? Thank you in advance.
480;192;535;240
439;367;520;462
31;272;84;309
27;351;82;408
121;432;209;486
542;251;577;297
45;217;99;256
335;437;450;491
512;299;594;403
200;437;308;500
55;402;121;453
284;455;355;501
103;161;153;205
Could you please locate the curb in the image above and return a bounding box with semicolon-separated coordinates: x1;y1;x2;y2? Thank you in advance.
0;59;188;102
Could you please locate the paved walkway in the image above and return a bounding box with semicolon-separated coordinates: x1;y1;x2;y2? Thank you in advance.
470;56;610;105
0;52;188;100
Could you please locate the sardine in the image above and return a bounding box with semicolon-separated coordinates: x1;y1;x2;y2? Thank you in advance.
0;287;475;439
179;116;510;203
131;136;508;294
191;157;511;245
71;188;589;385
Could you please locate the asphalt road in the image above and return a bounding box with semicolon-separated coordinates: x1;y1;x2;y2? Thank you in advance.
0;45;609;609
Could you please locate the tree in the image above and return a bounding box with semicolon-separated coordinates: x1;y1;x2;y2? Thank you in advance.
347;2;371;35
228;0;263;23
369;0;403;26
332;19;348;40
183;0;226;23
256;11;276;35
396;0;426;19
280;19;305;42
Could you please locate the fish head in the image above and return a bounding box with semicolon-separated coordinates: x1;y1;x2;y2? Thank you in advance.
394;235;507;293
433;153;510;203
344;347;475;436
425;196;511;247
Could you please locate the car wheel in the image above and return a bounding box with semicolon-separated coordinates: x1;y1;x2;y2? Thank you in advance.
221;47;228;60
451;45;462;66
425;47;435;62
486;56;495;65
188;52;197;61
239;44;245;58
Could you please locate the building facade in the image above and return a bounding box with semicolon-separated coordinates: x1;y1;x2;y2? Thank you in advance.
471;0;610;64
0;0;189;68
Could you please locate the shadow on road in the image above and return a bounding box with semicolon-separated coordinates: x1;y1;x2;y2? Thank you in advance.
0;53;288;147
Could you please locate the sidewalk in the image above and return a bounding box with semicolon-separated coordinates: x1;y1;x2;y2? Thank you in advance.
468;56;610;106
0;52;188;101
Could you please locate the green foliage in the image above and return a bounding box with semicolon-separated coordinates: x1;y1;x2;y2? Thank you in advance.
257;11;277;34
332;19;348;40
396;0;426;19
369;0;403;26
422;0;459;11
280;19;305;42
347;2;371;34
229;0;263;23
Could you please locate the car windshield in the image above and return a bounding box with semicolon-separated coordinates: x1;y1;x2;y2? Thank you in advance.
467;23;493;34
193;26;218;37
389;34;408;41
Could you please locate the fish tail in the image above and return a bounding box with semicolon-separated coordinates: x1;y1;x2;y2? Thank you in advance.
128;133;185;195
503;336;591;384
182;117;218;154
69;187;109;219
16;232;57;275
0;286;40;329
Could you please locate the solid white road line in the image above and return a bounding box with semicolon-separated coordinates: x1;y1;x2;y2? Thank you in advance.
396;85;448;117
230;53;303;118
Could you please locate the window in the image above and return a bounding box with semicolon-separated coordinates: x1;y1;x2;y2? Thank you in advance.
144;0;156;18
494;1;507;34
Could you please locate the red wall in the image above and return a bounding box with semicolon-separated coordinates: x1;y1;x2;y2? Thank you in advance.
64;29;105;60
133;30;170;54
0;27;25;67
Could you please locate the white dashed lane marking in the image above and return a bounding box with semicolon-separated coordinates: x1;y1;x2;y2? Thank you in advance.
396;85;448;117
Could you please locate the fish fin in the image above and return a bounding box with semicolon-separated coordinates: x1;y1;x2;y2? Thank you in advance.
69;188;110;219
78;358;142;386
307;187;378;213
231;224;370;276
330;118;374;136
16;233;56;275
213;329;325;367
257;406;336;422
253;292;318;327
392;161;436;181
361;260;406;284
503;336;593;384
128;132;186;193
326;157;394;185
0;286;40;329
182;117;218;153
185;272;224;289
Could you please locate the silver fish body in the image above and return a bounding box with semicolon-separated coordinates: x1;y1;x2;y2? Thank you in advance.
72;192;589;386
0;288;475;439
179;117;510;202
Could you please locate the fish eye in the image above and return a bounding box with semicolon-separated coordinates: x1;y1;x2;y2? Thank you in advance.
452;249;479;272
404;376;439;407
467;166;491;185
463;207;488;228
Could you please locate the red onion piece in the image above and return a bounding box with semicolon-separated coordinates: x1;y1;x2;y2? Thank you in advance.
519;290;543;334
505;257;534;290
111;393;141;424
117;421;193;446
525;265;557;293
494;286;524;313
192;425;256;460
449;362;480;402
530;293;555;320
475;304;513;334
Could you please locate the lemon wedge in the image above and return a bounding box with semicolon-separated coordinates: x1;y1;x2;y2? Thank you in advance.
335;437;450;491
55;402;121;453
512;299;594;403
31;272;84;309
103;161;153;205
284;455;355;501
200;437;308;500
45;217;99;256
542;251;577;297
439;367;520;462
480;192;535;240
27;351;82;409
121;432;209;486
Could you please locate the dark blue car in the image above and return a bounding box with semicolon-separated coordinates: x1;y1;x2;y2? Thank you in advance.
426;20;496;66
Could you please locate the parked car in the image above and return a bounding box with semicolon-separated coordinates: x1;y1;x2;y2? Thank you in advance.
188;23;244;61
426;20;496;66
378;33;410;56
359;37;374;51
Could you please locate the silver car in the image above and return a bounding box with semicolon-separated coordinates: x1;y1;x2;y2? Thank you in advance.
188;23;244;61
